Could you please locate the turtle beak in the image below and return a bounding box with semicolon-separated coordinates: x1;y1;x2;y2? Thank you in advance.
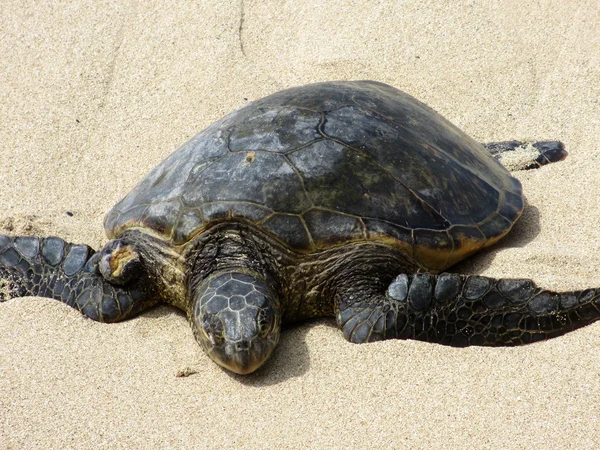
224;351;259;375
209;340;274;375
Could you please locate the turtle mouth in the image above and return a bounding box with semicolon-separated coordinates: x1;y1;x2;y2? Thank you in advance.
219;352;263;375
209;341;274;375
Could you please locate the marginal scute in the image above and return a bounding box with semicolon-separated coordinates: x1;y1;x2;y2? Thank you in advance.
141;200;181;237
303;209;364;248
412;229;453;271
172;208;204;245
105;204;148;239
364;219;413;257
506;176;523;196
478;214;513;244
261;214;312;251
446;225;487;267
499;191;525;224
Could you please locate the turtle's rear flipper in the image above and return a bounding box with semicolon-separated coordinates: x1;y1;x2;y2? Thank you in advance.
0;235;157;322
335;273;600;346
483;140;568;170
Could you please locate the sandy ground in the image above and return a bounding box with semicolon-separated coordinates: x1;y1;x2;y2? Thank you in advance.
1;1;600;448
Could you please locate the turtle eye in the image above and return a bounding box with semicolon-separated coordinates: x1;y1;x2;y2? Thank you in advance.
257;309;273;337
202;314;225;345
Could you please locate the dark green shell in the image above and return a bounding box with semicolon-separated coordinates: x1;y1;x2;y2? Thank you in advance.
104;81;523;271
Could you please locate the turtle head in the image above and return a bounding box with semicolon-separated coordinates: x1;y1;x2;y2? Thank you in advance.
190;271;281;375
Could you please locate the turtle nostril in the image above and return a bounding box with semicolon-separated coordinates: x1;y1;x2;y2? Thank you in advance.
236;340;250;351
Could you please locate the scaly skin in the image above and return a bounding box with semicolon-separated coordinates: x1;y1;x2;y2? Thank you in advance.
3;225;600;374
0;235;158;322
336;273;600;345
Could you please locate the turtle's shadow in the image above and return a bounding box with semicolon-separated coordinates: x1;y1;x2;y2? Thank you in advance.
452;202;541;274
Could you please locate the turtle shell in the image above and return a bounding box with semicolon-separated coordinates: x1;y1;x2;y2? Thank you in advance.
104;81;523;271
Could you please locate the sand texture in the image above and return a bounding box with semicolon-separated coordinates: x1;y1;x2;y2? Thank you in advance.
2;1;600;448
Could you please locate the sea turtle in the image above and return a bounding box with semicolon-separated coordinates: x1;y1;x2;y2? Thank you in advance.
1;80;596;375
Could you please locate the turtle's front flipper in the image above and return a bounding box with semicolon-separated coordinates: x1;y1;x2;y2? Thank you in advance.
336;273;600;346
482;140;568;170
0;235;157;322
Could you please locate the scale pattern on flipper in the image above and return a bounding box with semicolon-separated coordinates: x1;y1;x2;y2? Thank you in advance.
337;272;600;346
0;235;154;322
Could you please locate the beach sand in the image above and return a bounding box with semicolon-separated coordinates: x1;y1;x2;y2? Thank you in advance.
1;1;600;448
